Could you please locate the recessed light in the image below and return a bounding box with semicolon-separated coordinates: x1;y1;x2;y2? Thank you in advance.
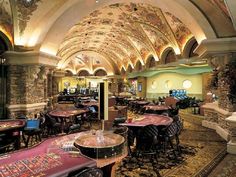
95;0;99;3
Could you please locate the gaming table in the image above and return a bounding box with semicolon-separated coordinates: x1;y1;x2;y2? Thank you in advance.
0;134;96;177
0;119;25;150
119;114;173;127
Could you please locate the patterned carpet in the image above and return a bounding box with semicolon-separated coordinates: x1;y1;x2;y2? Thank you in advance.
115;112;227;177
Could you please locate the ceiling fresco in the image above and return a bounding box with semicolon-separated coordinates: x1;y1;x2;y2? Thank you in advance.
0;0;13;43
16;0;41;35
57;3;193;74
2;0;235;76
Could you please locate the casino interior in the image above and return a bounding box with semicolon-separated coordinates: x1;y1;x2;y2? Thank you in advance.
1;0;236;176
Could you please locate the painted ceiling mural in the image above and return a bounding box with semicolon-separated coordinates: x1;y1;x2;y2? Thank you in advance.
57;3;194;74
0;0;13;43
16;0;41;35
2;0;234;75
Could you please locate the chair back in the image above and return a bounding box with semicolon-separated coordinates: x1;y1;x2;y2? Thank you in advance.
25;119;40;129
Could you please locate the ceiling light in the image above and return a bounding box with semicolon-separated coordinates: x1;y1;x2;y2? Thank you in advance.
95;0;99;3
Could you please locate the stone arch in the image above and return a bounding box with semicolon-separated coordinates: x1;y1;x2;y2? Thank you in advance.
161;47;177;64
0;31;13;53
78;69;90;76
135;60;143;72
146;55;156;68
182;37;199;58
65;70;73;76
94;69;107;76
126;64;133;74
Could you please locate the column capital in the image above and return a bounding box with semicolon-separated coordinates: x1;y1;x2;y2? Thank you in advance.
194;38;236;58
3;51;60;67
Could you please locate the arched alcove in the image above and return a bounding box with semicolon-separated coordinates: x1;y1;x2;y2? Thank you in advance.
161;48;177;64
65;70;73;76
135;60;142;71
78;70;90;77
0;32;12;119
146;55;156;68
183;38;199;58
94;69;107;76
127;64;133;74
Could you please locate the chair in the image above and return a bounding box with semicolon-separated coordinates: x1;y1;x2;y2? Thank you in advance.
67;167;103;177
23;119;42;147
87;106;99;128
44;113;62;135
135;125;159;162
158;118;183;159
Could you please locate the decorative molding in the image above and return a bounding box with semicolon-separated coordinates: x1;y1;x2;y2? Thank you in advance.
6;102;47;112
17;0;41;35
3;51;59;66
194;38;236;58
53;70;66;77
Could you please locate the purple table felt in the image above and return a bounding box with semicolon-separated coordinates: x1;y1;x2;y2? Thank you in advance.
0;134;96;177
119;114;173;127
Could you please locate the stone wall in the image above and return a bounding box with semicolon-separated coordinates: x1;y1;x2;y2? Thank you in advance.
7;65;26;104
7;65;48;118
204;108;218;123
203;103;231;131
218;77;234;111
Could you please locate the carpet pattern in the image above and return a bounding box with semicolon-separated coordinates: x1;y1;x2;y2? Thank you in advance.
115;112;226;177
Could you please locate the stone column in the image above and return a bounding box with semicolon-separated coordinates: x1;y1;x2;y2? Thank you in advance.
6;65;47;118
4;51;58;118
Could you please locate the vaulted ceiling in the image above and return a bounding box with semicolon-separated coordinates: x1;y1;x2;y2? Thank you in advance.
0;0;236;76
57;3;193;74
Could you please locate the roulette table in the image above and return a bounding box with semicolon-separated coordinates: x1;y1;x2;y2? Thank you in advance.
0;119;25;150
0;134;96;177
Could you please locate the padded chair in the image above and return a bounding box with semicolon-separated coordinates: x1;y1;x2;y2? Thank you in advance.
135;124;159;162
158;118;183;158
87;105;99;128
23;119;42;147
67;167;103;177
44;113;62;135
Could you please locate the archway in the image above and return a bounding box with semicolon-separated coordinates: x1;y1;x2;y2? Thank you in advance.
94;69;107;76
161;48;177;64
78;70;90;77
0;32;12;119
